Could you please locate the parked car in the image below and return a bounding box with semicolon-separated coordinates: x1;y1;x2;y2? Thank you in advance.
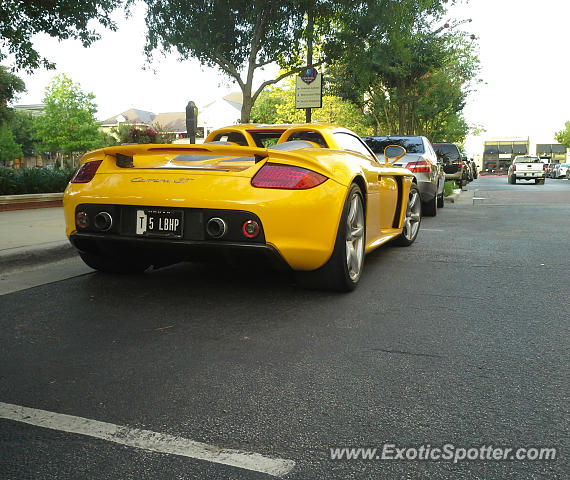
64;123;421;292
507;155;545;184
432;143;466;188
464;157;478;180
362;135;445;216
544;163;556;177
551;163;569;179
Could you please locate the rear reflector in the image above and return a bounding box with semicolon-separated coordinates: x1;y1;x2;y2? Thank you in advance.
251;163;327;189
71;161;102;183
406;161;432;173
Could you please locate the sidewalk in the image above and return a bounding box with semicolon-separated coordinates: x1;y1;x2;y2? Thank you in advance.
0;207;75;271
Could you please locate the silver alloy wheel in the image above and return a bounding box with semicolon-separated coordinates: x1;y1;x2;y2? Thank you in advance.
345;193;365;281
403;189;421;241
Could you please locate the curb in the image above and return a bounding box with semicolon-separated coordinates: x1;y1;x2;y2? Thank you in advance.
0;241;76;272
444;188;462;203
0;193;64;212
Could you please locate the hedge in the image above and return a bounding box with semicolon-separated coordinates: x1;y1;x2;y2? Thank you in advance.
0;167;76;195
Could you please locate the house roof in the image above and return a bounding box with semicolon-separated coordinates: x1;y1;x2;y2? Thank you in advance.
154;112;187;132
101;108;156;125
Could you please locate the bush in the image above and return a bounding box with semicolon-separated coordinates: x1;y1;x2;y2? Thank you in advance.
0;167;75;195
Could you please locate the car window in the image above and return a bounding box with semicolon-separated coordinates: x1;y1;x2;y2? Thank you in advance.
514;156;541;163
213;132;248;146
363;136;425;154
247;130;284;147
286;130;328;148
433;143;461;162
333;133;376;159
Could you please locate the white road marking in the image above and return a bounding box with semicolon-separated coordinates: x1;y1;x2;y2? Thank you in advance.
0;402;295;477
472;197;487;200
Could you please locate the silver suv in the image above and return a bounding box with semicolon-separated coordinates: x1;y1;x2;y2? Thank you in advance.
362;135;445;216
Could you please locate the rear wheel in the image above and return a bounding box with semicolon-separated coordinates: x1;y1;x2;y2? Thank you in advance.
422;193;437;216
393;184;421;247
79;251;151;274
296;184;365;292
437;182;444;208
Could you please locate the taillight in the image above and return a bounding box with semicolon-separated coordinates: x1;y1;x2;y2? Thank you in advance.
71;161;102;183
542;164;546;170
406;161;432;173
513;165;517;171
251;163;327;189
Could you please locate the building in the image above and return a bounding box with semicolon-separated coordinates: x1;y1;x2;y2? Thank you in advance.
536;143;566;164
100;93;244;142
482;137;530;172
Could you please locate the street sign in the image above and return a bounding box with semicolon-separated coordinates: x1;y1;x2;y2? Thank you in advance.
295;68;322;109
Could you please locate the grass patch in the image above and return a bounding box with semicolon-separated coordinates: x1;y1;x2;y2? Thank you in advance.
443;180;458;197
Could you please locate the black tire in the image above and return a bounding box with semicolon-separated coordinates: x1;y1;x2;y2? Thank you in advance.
79;251;150;274
296;184;365;292
437;187;444;208
511;175;516;184
393;184;421;247
422;193;437;216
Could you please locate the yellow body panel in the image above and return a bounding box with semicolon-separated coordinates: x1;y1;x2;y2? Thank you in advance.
64;124;415;271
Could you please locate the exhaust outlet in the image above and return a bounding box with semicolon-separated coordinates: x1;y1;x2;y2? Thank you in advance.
206;217;227;239
94;211;113;231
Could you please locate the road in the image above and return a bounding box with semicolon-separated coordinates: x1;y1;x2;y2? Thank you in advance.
1;176;569;479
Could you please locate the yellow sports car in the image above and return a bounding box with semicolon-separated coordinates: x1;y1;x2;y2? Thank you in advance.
63;124;421;291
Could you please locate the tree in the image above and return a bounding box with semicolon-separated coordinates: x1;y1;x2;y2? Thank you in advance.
0;0;123;71
138;0;345;123
554;121;570;148
329;2;480;143
0;123;22;166
36;74;103;161
0;66;25;123
9;110;39;157
251;80;373;135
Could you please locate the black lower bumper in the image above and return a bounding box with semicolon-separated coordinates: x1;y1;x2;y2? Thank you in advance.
69;232;291;271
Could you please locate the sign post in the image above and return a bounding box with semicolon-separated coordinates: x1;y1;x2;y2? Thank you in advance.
185;101;198;144
295;67;322;118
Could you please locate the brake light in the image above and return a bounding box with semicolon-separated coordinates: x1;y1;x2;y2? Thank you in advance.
542;163;546;170
71;160;102;183
406;161;432;173
251;163;327;189
513;165;517;171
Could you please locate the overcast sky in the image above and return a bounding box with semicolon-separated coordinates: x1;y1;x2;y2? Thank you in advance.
12;0;570;155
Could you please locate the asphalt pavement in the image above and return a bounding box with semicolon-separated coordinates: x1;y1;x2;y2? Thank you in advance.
1;176;569;479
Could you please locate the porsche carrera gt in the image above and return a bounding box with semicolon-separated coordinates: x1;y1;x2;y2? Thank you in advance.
63;124;421;291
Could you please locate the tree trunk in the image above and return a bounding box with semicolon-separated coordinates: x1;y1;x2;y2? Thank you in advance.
240;92;253;124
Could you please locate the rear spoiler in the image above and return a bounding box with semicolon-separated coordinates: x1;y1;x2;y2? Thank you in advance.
104;142;319;169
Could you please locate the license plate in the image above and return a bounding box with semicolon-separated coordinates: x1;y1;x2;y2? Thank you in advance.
135;209;183;238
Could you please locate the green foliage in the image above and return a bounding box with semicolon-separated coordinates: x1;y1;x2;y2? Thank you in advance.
36;74;103;155
0;0;123;71
0;166;75;195
0;123;22;165
329;3;480;144
554;121;570;148
251;80;373;135
8;111;39;157
138;0;343;122
444;180;458;197
0;66;26;123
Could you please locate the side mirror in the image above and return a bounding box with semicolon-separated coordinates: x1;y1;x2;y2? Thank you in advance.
383;145;406;166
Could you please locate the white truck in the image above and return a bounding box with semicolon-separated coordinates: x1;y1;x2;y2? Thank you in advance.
507;155;545;184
